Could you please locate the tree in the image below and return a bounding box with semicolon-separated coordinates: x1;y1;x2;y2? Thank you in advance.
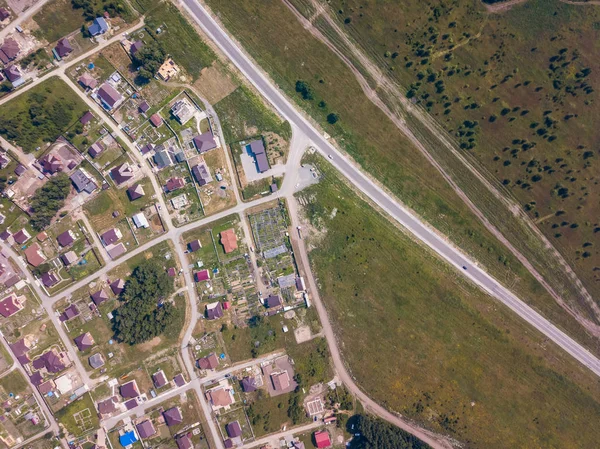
112;260;177;344
295;80;314;100
30;173;72;231
348;415;431;449
132;39;165;84
327;113;340;124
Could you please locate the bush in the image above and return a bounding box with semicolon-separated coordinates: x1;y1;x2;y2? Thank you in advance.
295;80;314;100
327;113;340;124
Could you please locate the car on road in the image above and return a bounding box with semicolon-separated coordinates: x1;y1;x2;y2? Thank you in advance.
462;266;467;270
327;154;334;160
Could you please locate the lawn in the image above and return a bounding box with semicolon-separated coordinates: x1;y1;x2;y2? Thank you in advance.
203;0;600;356
214;86;291;144
0;370;30;394
146;2;216;81
296;156;600;448
55;392;99;437
0;78;88;153
32;0;85;43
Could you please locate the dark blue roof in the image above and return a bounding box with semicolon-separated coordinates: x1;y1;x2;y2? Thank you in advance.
88;17;109;36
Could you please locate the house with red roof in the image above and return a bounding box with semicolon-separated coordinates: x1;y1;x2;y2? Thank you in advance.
313;431;331;448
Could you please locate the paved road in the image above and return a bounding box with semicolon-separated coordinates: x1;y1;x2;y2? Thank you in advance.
180;0;600;379
0;0;51;40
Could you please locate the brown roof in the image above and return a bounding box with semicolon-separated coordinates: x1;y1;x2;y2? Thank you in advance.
97;397;117;415
197;353;219;370
24;243;46;267
150;113;162;127
78;73;97;89
193;132;217;153
206;387;233;407
220;229;237;254
271;371;290;391
165;177;185;192
0;294;23;317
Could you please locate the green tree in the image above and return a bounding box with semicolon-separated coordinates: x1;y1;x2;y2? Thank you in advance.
30;173;72;231
327;113;340;124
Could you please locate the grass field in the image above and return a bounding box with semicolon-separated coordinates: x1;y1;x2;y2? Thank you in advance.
203;0;600;355
297;155;600;448
55;392;99;437
294;0;600;326
146;2;216;81
32;0;85;42
214;86;291;144
0;78;88;153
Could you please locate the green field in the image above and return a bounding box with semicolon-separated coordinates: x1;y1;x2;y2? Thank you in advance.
214;86;291;144
146;2;216;80
55;392;99;437
203;0;600;355
0;78;88;152
297;155;600;448
32;0;85;42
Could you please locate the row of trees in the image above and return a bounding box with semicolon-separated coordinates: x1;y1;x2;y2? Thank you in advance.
30;173;71;231
112;260;177;345
72;0;128;21
348;415;431;449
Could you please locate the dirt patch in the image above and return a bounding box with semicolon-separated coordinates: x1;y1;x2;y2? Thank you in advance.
137;336;162;351
7;0;36;14
294;325;312;344
194;64;238;104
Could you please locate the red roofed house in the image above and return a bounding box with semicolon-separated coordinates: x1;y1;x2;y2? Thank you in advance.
0;294;25;317
165;177;185;192
220;228;237;254
197;353;219;370
149;113;162;127
194;269;210;282
313;431;331;449
24;243;46;267
78;72;98;90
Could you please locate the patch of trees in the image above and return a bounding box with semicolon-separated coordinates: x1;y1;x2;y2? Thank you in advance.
30;173;71;231
72;0;128;22
112;260;177;345
0;91;79;152
132;39;165;84
347;415;431;449
295;80;340;124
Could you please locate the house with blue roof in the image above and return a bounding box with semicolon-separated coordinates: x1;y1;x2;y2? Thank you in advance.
119;430;138;447
88;17;109;37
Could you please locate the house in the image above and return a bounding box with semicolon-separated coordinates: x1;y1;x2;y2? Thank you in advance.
74;332;95;351
127;183;145;200
4;64;24;86
107;242;126;259
130;40;143;55
140;143;154;154
165;177;185;192
157;57;180;81
0;38;20;64
110;163;134;185
101;228;122;245
39;153;63;173
78;72;97;90
0;153;9;168
193;132;217;153
91;289;108;305
265;294;282;309
194;269;210;282
240;377;257;393
191;162;213;186
296;276;306;291
246;140;270;173
176;434;193;449
153;149;173;169
38;380;54;395
88;141;104;158
97;83;123;110
41;271;60;287
220;229;238;254
80;111;94;125
13;229;30;244
149;113;162;127
29;371;43;387
152;370;168;388
0;294;24;318
61;304;80;321
197;353;219;370
71;168;98;193
170;193;188;210
88;17;109;36
14;164;26;176
174;151;186;163
120;380;140;398
206;301;223;320
206;386;233;408
110;278;125;295
3;274;19;289
132;212;149;229
163;407;183;426
54;38;73;59
271;371;290;392
138;101;150;113
61;251;78;266
33;349;69;373
36;231;48;242
9;339;30;365
226;421;242;438
313;431;331;449
24;243;46;267
0;230;10;241
0;7;10;21
136;420;156;439
89;353;105;369
57;230;76;247
188;239;201;252
170;99;194;124
97;397;118;416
